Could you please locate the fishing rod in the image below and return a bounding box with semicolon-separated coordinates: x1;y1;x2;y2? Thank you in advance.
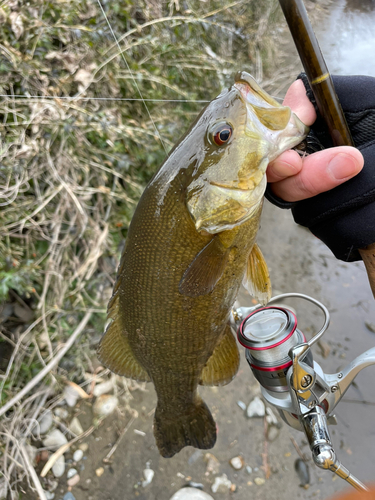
278;0;375;299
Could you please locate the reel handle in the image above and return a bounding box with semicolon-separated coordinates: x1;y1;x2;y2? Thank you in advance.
301;406;369;492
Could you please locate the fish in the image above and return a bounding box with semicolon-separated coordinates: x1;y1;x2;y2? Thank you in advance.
97;71;308;458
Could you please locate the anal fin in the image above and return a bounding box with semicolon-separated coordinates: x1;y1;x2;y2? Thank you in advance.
179;236;229;297
97;297;150;382
242;243;271;306
199;324;240;386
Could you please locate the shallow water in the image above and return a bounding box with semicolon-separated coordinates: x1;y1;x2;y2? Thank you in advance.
316;0;375;76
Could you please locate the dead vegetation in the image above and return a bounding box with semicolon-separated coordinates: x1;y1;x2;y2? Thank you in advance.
0;0;299;497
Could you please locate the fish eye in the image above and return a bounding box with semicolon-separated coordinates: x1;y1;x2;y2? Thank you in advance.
211;123;233;146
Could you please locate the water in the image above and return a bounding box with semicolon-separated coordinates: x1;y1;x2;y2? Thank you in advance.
316;0;375;76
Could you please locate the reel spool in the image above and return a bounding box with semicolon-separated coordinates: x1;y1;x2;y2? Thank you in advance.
237;306;312;392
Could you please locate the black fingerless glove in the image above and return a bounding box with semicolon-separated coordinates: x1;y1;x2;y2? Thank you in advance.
266;73;375;262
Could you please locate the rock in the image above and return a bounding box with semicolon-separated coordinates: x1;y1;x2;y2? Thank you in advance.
38;410;53;434
69;417;84;436
365;321;375;334
79;443;88;452
63;385;80;407
92;380;114;397
236;400;246;411
254;477;265;486
267;426;279;442
67;474;80;487
246;397;265;418
43;491;55;500
185;482;203;490
73;449;84;462
54;408;69;419
43;429;68;450
204;453;220;475
52;455;65;478
294;458;310;487
63;493;76;500
229;456;244;470
95;467;104;477
245;465;252;474
67;468;78;479
211;474;232;493
142;468;154;487
93;395;118;417
265;407;278;426
170;487;214;500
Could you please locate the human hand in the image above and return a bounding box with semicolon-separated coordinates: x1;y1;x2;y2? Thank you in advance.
266;74;375;262
267;79;364;202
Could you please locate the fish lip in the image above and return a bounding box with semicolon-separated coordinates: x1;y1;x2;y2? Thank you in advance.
209;181;250;192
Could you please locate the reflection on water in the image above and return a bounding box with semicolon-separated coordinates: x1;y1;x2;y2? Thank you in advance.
316;0;375;76
344;0;375;13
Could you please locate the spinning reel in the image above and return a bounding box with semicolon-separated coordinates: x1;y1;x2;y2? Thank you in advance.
232;293;375;491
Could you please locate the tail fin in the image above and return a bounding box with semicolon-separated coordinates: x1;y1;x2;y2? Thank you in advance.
153;397;216;458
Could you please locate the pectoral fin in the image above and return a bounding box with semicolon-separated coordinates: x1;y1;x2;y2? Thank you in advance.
199;324;240;386
97;295;150;381
179;237;229;297
242;243;271;305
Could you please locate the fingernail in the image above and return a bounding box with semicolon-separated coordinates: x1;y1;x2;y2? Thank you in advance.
328;154;359;180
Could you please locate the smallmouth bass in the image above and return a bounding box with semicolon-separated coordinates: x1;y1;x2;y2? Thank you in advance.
98;72;308;458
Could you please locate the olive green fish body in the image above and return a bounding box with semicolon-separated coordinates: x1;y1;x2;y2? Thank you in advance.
98;72;308;458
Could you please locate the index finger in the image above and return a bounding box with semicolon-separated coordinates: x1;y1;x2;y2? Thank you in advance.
283;79;316;125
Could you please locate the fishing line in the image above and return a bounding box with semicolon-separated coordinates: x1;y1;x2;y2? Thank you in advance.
96;0;169;157
0;95;210;103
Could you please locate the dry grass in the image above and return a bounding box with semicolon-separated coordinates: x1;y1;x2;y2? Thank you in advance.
0;0;299;497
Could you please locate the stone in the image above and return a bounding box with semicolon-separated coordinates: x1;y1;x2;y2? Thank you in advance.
246;397;265;418
170;488;214;500
52;455;65;478
63;385;80;407
54;408;69;419
38;410;53;434
67;468;77;479
265;407;278;426
254;477;265;486
67;474;80;487
73;449;84;462
95;467;104;477
69;417;84;436
229;456;244;470
63;493;76;500
43;429;68;450
267;426;280;442
93;395;118;417
211;474;232;493
142;468;154;487
92;380;114;397
79;442;88;452
204;453;220;475
236;400;246;411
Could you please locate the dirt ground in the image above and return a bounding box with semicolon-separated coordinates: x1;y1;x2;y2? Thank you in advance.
47;201;375;500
